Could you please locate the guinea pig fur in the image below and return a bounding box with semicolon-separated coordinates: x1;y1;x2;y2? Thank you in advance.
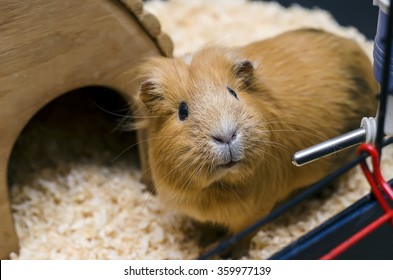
133;28;378;257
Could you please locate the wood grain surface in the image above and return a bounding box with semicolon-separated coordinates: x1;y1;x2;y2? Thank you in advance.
0;0;171;259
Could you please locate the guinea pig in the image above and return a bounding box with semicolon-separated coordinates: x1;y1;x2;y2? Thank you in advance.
132;28;378;257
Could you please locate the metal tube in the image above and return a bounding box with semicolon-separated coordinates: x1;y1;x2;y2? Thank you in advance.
292;127;367;166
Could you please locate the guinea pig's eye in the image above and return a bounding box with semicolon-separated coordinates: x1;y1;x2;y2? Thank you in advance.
227;87;238;100
178;101;189;121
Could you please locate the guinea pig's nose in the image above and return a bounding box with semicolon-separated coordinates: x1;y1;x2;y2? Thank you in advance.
212;130;237;145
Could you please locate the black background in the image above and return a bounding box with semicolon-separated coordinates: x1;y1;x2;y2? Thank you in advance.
259;0;379;39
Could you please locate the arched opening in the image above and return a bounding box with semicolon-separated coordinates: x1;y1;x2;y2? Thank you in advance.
7;86;140;187
6;87;151;258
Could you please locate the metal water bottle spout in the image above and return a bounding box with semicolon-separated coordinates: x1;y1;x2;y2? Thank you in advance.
292;118;377;166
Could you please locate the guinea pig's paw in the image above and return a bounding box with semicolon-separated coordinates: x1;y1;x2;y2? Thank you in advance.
198;234;252;260
193;221;228;247
218;237;252;260
198;244;222;260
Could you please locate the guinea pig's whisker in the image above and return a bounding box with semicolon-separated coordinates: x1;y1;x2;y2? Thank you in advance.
263;120;328;140
94;102;131;118
110;135;175;162
219;181;231;191
254;141;291;154
139;166;154;184
253;139;294;154
142;190;154;212
155;149;197;192
185;155;208;190
169;221;181;240
241;80;258;92
267;128;328;141
130;115;164;119
179;156;205;191
159;152;203;202
134;139;212;207
218;181;247;212
259;148;282;162
94;107;157;133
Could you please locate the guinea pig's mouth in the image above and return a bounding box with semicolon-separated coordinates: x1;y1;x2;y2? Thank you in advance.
219;160;239;169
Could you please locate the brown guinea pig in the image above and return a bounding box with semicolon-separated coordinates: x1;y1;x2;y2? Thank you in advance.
133;28;378;257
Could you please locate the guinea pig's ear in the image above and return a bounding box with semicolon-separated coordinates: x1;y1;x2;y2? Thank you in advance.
232;59;254;88
138;80;163;111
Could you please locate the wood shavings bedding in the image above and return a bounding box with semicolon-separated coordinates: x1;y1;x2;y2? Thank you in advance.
8;0;393;259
